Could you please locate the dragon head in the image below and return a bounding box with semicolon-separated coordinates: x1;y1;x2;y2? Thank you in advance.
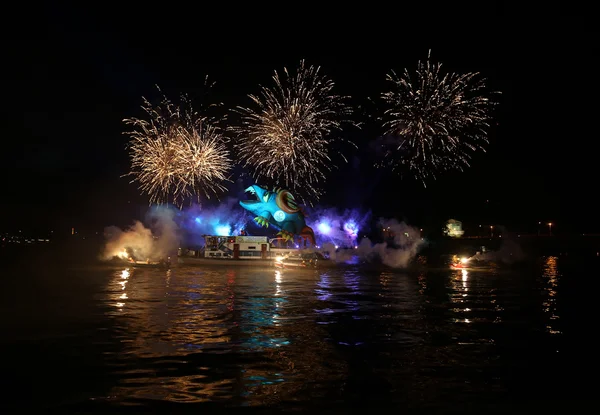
239;185;302;219
239;185;272;215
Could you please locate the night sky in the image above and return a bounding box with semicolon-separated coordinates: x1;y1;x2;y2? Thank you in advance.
5;3;596;235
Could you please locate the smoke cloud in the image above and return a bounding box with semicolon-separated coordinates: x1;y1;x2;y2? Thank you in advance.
321;218;424;268
471;228;525;264
101;206;179;261
101;198;251;260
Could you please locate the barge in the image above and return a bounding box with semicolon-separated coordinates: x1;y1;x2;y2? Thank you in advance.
178;235;310;267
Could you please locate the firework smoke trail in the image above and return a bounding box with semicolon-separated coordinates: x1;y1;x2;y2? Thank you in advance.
232;60;355;204
378;50;499;184
123;84;232;207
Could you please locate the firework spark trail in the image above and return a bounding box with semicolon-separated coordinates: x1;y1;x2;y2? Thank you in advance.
174;124;231;197
123;86;232;207
378;50;499;184
232;60;355;204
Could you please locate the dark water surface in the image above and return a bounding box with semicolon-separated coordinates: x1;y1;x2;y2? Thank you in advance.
1;248;598;413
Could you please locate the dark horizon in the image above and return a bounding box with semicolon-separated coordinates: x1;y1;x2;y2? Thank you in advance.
5;5;596;234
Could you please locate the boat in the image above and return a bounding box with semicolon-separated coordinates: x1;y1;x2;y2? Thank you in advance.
448;254;498;271
274;252;336;270
178;234;326;267
128;258;171;269
450;254;469;267
274;252;317;269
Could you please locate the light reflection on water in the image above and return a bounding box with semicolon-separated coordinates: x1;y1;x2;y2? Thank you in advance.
110;268;129;309
97;263;569;406
98;260;568;404
542;256;561;335
2;257;581;410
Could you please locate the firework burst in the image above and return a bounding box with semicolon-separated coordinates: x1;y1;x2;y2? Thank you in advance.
232;60;355;204
378;51;499;184
123;85;232;206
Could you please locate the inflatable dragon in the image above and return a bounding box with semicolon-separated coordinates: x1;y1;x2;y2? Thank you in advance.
239;184;316;246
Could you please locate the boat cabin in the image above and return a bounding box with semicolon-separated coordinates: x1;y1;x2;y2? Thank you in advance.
203;235;270;259
177;235;308;260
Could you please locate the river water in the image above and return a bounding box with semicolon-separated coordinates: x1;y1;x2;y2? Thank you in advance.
1;249;598;413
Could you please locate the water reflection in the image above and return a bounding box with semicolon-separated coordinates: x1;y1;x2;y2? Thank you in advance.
239;271;289;351
449;269;471;323
315;272;332;302
102;268;299;403
225;270;235;313
172;273;232;351
315;271;361;319
274;270;282;297
91;261;574;407
272;270;287;325
342;271;360;313
109;268;129;309
542;256;561;335
417;272;426;295
343;271;360;293
443;268;505;327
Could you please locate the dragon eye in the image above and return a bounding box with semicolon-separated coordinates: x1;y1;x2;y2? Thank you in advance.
262;192;270;202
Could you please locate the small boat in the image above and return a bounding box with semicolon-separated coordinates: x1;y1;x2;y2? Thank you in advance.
129;258;171;269
274;252;327;270
449;255;497;271
450;255;470;269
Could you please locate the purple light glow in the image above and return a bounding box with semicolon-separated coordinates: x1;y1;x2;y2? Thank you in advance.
317;222;332;234
309;207;370;248
343;220;359;239
175;198;251;244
